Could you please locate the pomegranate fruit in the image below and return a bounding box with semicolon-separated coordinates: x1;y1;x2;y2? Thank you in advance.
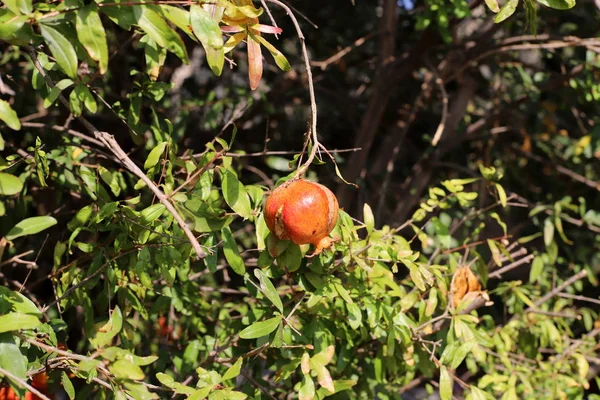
264;179;339;255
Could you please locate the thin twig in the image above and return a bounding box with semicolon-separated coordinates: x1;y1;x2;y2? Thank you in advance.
311;31;379;70
557;292;600;305
428;62;449;147
0;367;51;400
488;254;535;279
526;309;581;319
266;0;320;179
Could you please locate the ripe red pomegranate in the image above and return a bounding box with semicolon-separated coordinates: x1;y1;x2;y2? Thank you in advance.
264;179;339;255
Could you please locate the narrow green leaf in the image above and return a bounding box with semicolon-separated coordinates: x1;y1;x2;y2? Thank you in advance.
40;24;78;78
43;78;74;108
536;0;575;9
254;269;283;312
0;100;21;130
6;216;57;240
543;217;554;246
487;239;501;266
495;183;507;207
76;4;109;74
221;169;253;219
363;203;375;234
239;316;281;339
61;371;76;399
222;226;245;275
140;204;166;223
494;0;518;22
0;313;41;333
529;256;544;283
134;5;189;63
450;340;474;369
251;33;292;72
222;357;243;381
0;172;23;196
144;142;168;170
439;366;453;400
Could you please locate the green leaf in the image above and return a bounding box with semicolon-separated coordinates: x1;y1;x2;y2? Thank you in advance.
0;313;41;333
277;243;302;272
0;287;41;316
159;5;195;39
363;203;375;234
407;262;426;291
3;0;32;15
239;316;281;339
76;84;97;113
6;216;57;240
494;0;518;22
251;33;292;72
39;24;78;79
487;239;501;266
222;357;243;381
495;183;507;207
110;359;145;380
76;4;109;74
347;302;363;330
485;0;501;12
61;371;76;399
134;6;189;63
554;216;573;245
439;366;453;400
190;5;224;49
536;0;575;8
69;87;83;117
0;340;27;384
0;100;21;130
254;269;283;312
221;226;245;275
140;203;165;224
0;172;23;196
450;340;474;369
91;306;123;348
43;78;74;108
543;217;554;246
221;169;253;219
144;141;168;170
205;44;225;76
529;256;544;283
298;375;315;400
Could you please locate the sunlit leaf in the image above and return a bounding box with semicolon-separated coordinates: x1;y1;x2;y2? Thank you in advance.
239;316;281;339
40;24;78;78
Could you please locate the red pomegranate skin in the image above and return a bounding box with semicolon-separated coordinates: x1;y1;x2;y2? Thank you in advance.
264;179;338;251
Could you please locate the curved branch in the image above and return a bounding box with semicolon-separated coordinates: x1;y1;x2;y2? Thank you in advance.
265;0;320;179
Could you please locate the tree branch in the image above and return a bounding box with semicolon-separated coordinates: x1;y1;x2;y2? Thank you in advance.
27;49;207;259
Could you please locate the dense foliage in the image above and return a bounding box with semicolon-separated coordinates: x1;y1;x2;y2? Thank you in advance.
0;0;599;399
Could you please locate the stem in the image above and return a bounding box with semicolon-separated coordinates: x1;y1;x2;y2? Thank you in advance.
266;0;319;179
